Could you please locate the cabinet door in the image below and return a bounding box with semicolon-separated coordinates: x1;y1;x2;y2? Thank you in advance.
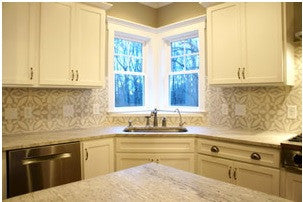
2;152;7;199
40;3;74;85
285;171;302;202
116;153;154;171
157;154;195;173
74;4;105;87
207;3;242;85
3;3;39;85
82;138;114;179
242;3;283;84
234;161;279;195
197;154;233;184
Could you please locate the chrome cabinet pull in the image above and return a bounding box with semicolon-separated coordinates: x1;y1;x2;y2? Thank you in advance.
71;70;74;81
233;168;237;180
228;167;232;179
242;68;245;79
251;152;261;160
237;68;241;79
85;148;88;160
30;68;33;80
210;146;219;153
76;70;79;81
22;153;71;165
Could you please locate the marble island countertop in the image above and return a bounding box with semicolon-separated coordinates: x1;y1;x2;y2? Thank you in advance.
2;126;297;151
4;163;289;202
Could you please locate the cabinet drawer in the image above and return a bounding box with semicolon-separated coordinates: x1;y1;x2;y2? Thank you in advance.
116;137;195;153
196;139;280;168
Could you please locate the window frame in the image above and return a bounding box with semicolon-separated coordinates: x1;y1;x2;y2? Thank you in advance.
160;22;206;112
107;22;155;113
107;16;206;114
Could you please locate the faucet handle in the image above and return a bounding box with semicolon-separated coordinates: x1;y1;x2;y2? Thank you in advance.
162;117;167;127
145;116;151;127
128;120;132;127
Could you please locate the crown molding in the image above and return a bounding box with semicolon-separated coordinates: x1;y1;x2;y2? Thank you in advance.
139;2;172;9
84;2;113;10
107;15;206;33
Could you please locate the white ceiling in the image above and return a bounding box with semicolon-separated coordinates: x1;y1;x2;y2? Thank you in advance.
139;2;172;9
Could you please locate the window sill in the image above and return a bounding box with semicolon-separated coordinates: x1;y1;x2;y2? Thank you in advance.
107;110;207;117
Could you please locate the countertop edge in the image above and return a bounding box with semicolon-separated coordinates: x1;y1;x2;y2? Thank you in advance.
3;126;293;151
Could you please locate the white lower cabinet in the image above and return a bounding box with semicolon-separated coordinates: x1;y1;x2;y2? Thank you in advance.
116;153;154;171
2;152;7;199
81;138;114;179
197;154;233;184
116;153;195;173
115;137;195;173
197;154;280;195
280;170;302;202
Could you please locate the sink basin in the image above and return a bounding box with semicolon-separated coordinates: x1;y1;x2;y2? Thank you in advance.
123;126;188;133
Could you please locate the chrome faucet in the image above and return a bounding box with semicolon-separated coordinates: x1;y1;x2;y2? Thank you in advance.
151;108;158;127
175;108;185;127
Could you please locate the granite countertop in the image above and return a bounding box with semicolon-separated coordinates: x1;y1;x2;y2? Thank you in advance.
4;163;289;202
2;126;297;151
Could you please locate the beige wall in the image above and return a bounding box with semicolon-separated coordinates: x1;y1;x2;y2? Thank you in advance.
107;2;206;28
107;2;157;27
157;3;206;27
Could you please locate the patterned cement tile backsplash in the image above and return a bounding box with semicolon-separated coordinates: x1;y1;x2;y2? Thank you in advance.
2;46;302;134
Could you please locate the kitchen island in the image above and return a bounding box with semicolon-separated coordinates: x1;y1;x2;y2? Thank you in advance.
4;163;288;202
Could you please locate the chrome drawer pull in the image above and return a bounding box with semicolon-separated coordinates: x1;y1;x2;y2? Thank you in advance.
251;152;261;160
233;168;237;180
237;68;241;79
30;68;33;80
71;70;74;81
85;149;88;160
228;167;232;179
210;146;219;153
242;68;245;79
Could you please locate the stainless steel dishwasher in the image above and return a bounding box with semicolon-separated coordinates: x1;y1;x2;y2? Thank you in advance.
7;142;81;198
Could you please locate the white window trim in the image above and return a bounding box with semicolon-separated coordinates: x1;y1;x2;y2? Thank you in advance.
158;21;206;113
107;21;156;113
107;15;206;114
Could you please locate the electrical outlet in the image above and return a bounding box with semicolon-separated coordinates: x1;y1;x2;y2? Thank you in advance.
5;108;18;120
287;105;297;119
63;105;74;117
93;104;100;115
221;104;229;115
235;104;246;116
24;107;33;119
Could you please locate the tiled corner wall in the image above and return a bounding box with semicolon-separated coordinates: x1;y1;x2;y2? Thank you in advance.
207;45;302;133
2;45;302;134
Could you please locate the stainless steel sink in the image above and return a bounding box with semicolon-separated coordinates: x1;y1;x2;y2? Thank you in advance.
123;126;188;133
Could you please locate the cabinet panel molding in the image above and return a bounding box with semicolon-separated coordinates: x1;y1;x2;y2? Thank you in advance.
82;138;114;179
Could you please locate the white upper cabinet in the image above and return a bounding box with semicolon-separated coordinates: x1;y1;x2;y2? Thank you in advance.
207;3;242;85
75;4;106;86
3;3;39;86
207;2;294;86
40;3;74;86
40;3;106;87
3;2;106;88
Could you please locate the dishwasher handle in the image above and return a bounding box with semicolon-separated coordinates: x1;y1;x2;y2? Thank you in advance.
22;153;72;165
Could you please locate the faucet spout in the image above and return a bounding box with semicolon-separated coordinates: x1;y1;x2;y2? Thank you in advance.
175;108;185;127
151;108;158;127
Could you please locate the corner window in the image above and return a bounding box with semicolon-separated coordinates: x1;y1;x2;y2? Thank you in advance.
169;37;200;107
108;17;205;113
114;38;145;107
